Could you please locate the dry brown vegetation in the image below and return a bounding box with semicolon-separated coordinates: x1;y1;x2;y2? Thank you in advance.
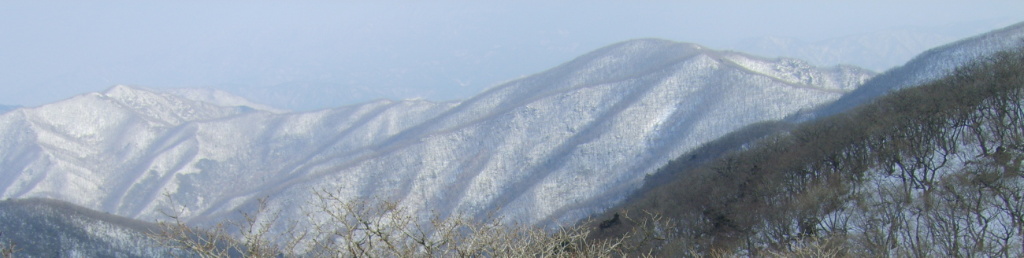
151;47;1024;257
0;233;17;258
151;189;676;257
597;47;1024;256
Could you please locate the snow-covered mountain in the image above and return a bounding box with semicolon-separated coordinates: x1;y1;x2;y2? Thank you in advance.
0;198;185;257
730;19;1023;72
732;30;956;72
803;21;1024;120
0;39;872;230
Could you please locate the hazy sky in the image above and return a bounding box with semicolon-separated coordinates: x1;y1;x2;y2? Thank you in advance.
1;1;1022;110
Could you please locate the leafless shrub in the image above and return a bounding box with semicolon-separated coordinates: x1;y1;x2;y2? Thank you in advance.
149;194;303;257
152;189;671;257
0;232;19;258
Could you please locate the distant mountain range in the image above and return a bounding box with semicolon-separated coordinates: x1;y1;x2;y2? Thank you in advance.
0;105;16;114
0;39;871;230
732;30;955;72
730;20;1022;72
2;21;1023;256
803;21;1024;120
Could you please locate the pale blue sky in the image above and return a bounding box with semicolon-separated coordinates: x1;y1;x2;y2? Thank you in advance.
1;1;1022;110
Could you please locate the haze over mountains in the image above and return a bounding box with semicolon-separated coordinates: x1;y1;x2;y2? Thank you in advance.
803;21;1024;120
734;30;954;72
147;19;1024;112
169;22;1024;112
0;105;16;115
1;20;1024;256
0;38;872;229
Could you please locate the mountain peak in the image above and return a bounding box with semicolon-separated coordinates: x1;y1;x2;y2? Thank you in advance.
545;38;872;94
562;39;706;67
102;85;169;105
102;84;148;95
0;35;872;236
606;38;702;50
93;85;245;125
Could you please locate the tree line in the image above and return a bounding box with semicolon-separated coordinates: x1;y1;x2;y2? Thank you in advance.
596;46;1024;256
149;46;1024;257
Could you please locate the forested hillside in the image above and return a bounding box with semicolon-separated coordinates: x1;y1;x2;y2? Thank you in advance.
0;198;184;257
598;47;1024;256
0;39;870;230
804;21;1024;120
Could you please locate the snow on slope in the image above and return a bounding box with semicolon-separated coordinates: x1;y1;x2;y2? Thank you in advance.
0;198;185;257
0;85;256;209
894;21;1024;89
0;86;457;220
732;30;958;72
803;21;1024;120
0;39;872;230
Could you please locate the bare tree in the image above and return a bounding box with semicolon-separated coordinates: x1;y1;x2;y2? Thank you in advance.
152;188;671;257
0;232;18;258
149;194;304;257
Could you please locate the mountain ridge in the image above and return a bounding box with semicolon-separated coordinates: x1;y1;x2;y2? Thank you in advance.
801;21;1024;120
596;41;1024;256
0;197;184;257
2;21;1023;256
1;39;871;230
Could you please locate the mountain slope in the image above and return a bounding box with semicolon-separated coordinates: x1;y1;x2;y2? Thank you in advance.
0;86;456;220
0;39;871;230
194;39;870;227
0;198;187;257
598;43;1024;256
638;21;1024;196
802;21;1024;120
732;30;956;72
